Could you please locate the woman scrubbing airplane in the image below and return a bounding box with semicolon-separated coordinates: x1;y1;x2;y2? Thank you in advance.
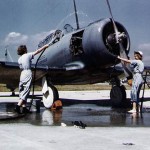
117;51;144;113
15;44;49;114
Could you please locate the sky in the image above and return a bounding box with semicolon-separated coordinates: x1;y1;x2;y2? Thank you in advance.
0;0;150;65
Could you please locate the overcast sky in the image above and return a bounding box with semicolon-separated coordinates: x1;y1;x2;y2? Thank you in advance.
0;0;150;65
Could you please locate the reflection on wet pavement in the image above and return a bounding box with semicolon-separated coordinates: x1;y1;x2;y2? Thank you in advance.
0;103;150;127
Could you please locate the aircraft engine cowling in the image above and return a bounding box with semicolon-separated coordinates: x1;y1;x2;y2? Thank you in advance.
82;18;130;67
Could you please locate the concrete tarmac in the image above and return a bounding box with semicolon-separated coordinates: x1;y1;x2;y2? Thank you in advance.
0;124;150;150
0;90;150;150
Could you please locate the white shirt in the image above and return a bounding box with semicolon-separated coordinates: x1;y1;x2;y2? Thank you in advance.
18;52;34;70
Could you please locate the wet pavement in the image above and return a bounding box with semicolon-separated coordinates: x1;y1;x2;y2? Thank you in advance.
1;102;150;127
0;90;150;127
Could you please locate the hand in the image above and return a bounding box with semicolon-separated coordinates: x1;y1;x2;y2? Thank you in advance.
42;44;49;50
44;44;49;49
117;56;120;59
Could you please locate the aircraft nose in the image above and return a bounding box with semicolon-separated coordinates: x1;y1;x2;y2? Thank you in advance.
106;32;127;49
103;21;130;56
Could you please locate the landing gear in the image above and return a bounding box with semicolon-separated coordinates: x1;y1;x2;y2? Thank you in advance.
110;77;131;108
110;85;126;107
42;77;59;109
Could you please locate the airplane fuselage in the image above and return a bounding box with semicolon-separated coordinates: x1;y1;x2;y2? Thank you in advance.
33;18;130;84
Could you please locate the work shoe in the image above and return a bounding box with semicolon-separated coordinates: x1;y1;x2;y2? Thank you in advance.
22;107;31;114
128;109;136;113
14;105;22;114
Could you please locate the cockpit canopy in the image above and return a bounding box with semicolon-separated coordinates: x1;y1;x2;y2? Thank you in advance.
38;24;74;48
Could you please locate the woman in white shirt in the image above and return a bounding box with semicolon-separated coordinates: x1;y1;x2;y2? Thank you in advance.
118;51;144;113
15;44;49;114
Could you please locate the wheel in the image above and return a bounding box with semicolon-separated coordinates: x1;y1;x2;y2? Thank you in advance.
42;77;59;109
110;85;126;107
42;85;59;109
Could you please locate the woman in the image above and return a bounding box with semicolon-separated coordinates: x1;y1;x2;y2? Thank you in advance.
15;44;49;114
118;51;144;113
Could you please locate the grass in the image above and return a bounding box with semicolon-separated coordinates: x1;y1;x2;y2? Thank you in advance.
0;83;133;92
54;84;134;91
0;84;11;92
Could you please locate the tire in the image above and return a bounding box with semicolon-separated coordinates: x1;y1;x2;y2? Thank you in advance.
42;84;59;109
110;85;127;108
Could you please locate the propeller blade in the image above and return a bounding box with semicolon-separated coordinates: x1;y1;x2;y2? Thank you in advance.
106;0;119;43
119;43;132;78
106;0;132;78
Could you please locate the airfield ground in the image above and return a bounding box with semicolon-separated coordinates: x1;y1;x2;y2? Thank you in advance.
0;90;150;150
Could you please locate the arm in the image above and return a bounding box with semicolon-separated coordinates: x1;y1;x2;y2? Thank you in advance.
117;56;131;64
33;44;49;56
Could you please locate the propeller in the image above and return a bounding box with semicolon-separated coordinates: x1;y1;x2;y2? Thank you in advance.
106;0;132;79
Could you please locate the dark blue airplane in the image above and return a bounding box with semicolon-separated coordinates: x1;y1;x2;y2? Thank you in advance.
0;0;136;108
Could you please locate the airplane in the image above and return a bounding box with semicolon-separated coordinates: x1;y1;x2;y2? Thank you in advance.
0;0;142;109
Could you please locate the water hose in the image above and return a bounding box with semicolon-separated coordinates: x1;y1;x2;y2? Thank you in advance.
28;49;46;111
28;36;56;111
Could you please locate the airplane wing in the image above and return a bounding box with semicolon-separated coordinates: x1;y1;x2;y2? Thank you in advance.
0;60;84;85
0;61;19;68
